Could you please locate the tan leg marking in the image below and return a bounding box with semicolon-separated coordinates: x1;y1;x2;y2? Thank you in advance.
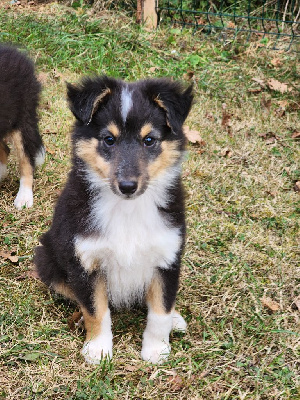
142;274;174;363
146;274;168;315
11;131;34;189
11;131;34;208
81;278;109;341
80;278;113;363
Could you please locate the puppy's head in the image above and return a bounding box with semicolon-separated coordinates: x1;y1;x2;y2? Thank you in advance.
67;76;193;199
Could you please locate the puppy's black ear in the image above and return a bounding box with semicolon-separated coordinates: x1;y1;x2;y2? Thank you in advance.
66;76;113;125
145;79;193;134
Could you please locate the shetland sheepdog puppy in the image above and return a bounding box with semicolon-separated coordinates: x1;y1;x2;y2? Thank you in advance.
0;44;45;209
35;76;193;364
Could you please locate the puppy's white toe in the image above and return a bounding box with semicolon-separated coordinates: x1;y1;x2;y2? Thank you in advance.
14;187;33;209
81;333;113;365
172;311;187;332
141;335;170;364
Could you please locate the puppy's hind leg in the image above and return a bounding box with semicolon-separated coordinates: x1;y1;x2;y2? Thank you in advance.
0;140;10;181
11;130;34;209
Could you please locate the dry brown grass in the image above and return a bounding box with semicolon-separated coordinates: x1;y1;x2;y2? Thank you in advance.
0;3;299;399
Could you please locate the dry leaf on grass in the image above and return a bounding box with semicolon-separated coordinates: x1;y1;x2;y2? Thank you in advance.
258;132;279;144
148;66;158;73
291;131;300;140
293;296;300;312
293;181;300;192
183;70;194;80
270;58;282;67
261;296;280;312
124;365;139;372
167;374;184;391
220;147;233;158
267;78;291;93
15;270;40;281
183;125;206;146
67;310;83;331
252;78;266;88
0;251;18;263
221;103;231;126
261;94;272;113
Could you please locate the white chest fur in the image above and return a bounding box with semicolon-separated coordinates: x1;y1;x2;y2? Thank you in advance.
74;177;182;308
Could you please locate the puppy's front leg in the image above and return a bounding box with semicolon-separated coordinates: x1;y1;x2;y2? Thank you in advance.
11;131;34;209
142;273;178;364
81;280;113;364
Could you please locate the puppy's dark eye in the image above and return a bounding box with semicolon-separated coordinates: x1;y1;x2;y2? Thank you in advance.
144;136;156;147
104;136;115;146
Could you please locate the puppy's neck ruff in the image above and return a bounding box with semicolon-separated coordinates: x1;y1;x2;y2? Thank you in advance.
74;165;182;308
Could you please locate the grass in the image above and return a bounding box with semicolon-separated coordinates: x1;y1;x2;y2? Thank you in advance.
0;2;299;399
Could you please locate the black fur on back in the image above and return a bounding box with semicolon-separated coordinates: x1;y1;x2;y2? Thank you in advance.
0;43;43;166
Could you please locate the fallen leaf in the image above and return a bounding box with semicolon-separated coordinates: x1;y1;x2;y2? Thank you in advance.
293;295;300;311
183;70;194;80
167;374;184;391
252;78;266;88
183;126;206;146
258;132;279;143
0;251;18;263
248;87;262;94
26;269;40;280
261;296;280;312
148;66;157;73
124;365;139;372
198;370;210;379
205;112;214;120
291;131;300;139
270;57;282;67
46;147;55;155
293;181;300;192
267;78;291;93
227;21;235;29
261;94;272;113
221;103;232;135
67;311;83;331
220;147;233;158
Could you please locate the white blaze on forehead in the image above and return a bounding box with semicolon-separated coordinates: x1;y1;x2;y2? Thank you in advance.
120;86;133;123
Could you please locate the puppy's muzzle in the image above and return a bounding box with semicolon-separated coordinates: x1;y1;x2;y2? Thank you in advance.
118;180;138;195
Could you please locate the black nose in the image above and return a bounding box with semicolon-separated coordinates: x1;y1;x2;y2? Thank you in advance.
118;180;138;195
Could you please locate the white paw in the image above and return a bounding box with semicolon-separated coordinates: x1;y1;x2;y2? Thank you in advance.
172;311;187;332
14;186;33;209
0;162;8;181
81;333;113;365
141;335;171;364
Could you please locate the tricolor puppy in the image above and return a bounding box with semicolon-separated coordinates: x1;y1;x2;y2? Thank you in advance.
0;44;45;209
35;76;193;364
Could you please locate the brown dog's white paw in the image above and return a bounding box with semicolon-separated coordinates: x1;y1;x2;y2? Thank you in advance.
81;333;113;364
14;186;33;209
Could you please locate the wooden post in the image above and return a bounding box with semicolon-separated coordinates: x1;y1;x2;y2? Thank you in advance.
142;0;158;29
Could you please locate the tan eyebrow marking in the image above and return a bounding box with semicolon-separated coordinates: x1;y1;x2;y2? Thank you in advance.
140;123;153;139
107;122;120;138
